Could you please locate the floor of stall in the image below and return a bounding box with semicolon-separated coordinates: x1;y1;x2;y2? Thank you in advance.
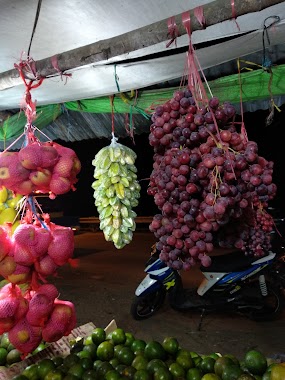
50;230;284;360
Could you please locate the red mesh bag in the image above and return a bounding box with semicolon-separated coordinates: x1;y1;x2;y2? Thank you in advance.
26;292;54;327
0;284;21;318
7;263;31;284
47;227;74;265
18;143;43;170
8;318;42;354
33;226;52;256
34;254;58;277
42;299;76;343
0;227;12;262
12;242;34;266
39;143;59;168
36;284;59;301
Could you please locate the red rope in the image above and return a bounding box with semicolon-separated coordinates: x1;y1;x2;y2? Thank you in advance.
166;16;180;48
194;6;206;28
231;0;240;31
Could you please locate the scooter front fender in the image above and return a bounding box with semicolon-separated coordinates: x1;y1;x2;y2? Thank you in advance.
135;274;162;297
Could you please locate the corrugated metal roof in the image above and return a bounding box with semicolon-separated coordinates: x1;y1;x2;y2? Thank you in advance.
0;111;151;150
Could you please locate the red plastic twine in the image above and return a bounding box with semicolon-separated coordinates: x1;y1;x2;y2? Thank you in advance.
231;0;240;31
182;11;208;107
14;58;44;128
166;16;180;48
51;55;72;83
194;6;206;28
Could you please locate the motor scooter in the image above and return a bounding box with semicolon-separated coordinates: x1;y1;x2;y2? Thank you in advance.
131;245;284;326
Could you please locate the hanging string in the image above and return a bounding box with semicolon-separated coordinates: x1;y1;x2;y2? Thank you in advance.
230;0;240;31
262;16;280;70
27;0;43;57
109;95;115;134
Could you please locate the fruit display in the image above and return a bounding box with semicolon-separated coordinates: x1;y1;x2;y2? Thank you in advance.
0;201;77;355
92;137;141;249
0;187;23;233
10;326;284;380
148;90;276;270
0;141;81;198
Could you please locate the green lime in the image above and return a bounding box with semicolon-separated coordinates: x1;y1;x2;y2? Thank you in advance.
97;341;114;361
122;365;136;379
117;346;135;366
125;333;135;347
33;342;47;355
154;367;172;380
116;364;127;375
131;339;146;354
162;337;179;356
92;328;106;345
237;375;255;380
0;347;7;365
187;367;203;380
12;376;29;380
22;364;39;380
0;332;10;349
52;356;64;367
63;353;80;368
93;359;103;370
111;329;126;345
215;357;235;378
105;369;121;380
109;357;120;368
83;343;98;359
83;336;94;346
190;352;200;359
82;369;98;380
147;359;167;374
222;364;243;380
169;362;186;378
133;369;152;380
176;353;194;370
80;357;93;371
97;361;114;380
201;375;221;380
132;355;148;370
244;351;267;376
44;369;63;380
144;341;166;361
224;355;239;366
37;359;56;379
67;363;85;378
200;357;216;374
77;350;92;360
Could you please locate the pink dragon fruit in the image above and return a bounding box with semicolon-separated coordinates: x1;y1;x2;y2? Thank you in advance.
48;227;74;265
18;142;42;170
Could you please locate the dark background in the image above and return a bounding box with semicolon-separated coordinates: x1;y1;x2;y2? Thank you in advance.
41;104;285;220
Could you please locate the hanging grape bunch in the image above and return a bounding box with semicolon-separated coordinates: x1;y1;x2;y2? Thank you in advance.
92;136;140;249
148;90;276;270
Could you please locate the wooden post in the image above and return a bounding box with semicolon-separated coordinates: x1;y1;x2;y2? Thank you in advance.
0;0;283;91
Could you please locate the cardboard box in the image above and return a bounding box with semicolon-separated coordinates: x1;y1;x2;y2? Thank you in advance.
0;319;117;380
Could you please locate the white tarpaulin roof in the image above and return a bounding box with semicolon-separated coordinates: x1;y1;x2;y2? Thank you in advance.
0;0;285;110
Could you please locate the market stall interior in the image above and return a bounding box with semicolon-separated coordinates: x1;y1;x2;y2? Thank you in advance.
0;0;285;378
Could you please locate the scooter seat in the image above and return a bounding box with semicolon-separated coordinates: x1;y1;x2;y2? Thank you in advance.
200;250;259;273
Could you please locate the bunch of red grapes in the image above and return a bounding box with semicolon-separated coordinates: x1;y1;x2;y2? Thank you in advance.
148;90;276;270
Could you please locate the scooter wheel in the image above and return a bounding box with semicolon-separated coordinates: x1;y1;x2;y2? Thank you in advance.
248;283;283;321
131;290;166;320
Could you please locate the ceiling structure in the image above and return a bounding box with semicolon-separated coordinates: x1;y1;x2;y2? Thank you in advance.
0;0;284;112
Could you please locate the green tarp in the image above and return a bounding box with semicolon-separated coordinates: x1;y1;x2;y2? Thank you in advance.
0;64;284;143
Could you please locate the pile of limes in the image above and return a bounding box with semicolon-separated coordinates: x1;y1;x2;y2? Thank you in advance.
10;327;284;380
